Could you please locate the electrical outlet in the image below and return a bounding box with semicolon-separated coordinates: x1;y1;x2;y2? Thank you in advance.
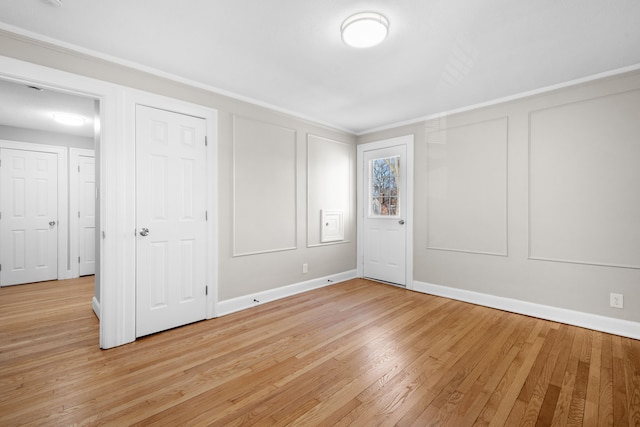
302;263;308;274
610;293;624;309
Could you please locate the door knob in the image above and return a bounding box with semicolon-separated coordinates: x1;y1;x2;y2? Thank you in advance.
49;221;56;227
139;228;150;236
398;219;405;225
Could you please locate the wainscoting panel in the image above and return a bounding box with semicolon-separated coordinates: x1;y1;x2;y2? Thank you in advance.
233;115;297;256
529;90;640;269
426;117;509;256
307;134;351;247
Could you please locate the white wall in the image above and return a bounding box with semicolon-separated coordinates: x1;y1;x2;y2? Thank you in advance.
219;113;356;301
4;28;638;343
359;69;640;330
0;30;356;311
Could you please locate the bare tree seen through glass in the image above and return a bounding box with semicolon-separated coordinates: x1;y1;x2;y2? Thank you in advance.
371;156;399;216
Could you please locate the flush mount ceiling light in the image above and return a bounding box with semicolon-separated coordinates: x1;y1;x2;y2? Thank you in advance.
341;12;389;48
53;112;85;126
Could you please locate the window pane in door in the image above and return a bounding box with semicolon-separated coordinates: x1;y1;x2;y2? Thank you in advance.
370;156;400;217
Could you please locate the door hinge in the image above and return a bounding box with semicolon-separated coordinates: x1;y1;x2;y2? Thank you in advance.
205;136;208;146
78;256;81;263
78;211;80;218
78;165;80;173
205;285;208;296
205;210;208;221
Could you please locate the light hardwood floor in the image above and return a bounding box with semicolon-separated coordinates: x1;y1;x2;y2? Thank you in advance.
1;277;639;426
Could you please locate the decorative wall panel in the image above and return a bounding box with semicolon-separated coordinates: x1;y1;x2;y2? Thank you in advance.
427;117;508;256
307;134;351;246
529;90;640;268
233;116;297;256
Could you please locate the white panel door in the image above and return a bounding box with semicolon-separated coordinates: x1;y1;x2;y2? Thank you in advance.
78;155;96;276
363;145;407;285
0;148;58;286
136;105;208;337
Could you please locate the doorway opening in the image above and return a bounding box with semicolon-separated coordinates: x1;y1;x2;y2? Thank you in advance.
0;78;99;310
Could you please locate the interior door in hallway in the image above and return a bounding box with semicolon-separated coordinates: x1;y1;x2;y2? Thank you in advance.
0;148;58;286
362;144;407;286
135;105;208;337
77;154;96;276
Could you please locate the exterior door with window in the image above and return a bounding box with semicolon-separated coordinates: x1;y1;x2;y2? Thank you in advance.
362;144;407;285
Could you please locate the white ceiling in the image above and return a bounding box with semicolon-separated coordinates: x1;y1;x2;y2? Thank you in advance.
0;0;639;134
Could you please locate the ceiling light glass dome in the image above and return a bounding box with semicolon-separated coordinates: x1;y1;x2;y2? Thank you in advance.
341;12;389;48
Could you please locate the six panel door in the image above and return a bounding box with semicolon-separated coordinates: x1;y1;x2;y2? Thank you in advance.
135;105;208;337
0;148;58;286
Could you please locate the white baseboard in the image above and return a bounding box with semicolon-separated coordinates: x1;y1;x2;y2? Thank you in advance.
92;296;101;319
217;270;358;317
413;281;640;340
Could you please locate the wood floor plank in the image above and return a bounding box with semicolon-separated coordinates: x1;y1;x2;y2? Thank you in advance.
470;317;538;426
612;335;630;426
622;337;640;427
536;325;576;427
598;333;614;427
550;326;586;427
1;277;640;426
411;314;529;427
484;321;551;427
517;324;567;425
583;332;602;425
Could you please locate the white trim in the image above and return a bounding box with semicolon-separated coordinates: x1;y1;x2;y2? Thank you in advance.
0;139;69;282
357;135;414;289
217;270;357;316
413;280;640;340
0;54;128;349
69;148;95;279
206;113;219;319
125;89;219;320
92;295;101;319
359;63;640;135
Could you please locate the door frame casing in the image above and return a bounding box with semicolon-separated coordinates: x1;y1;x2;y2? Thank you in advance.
0;55;127;348
357;135;414;289
0;140;69;285
0;56;219;348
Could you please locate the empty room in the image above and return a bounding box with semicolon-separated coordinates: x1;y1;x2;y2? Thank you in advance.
0;1;639;425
